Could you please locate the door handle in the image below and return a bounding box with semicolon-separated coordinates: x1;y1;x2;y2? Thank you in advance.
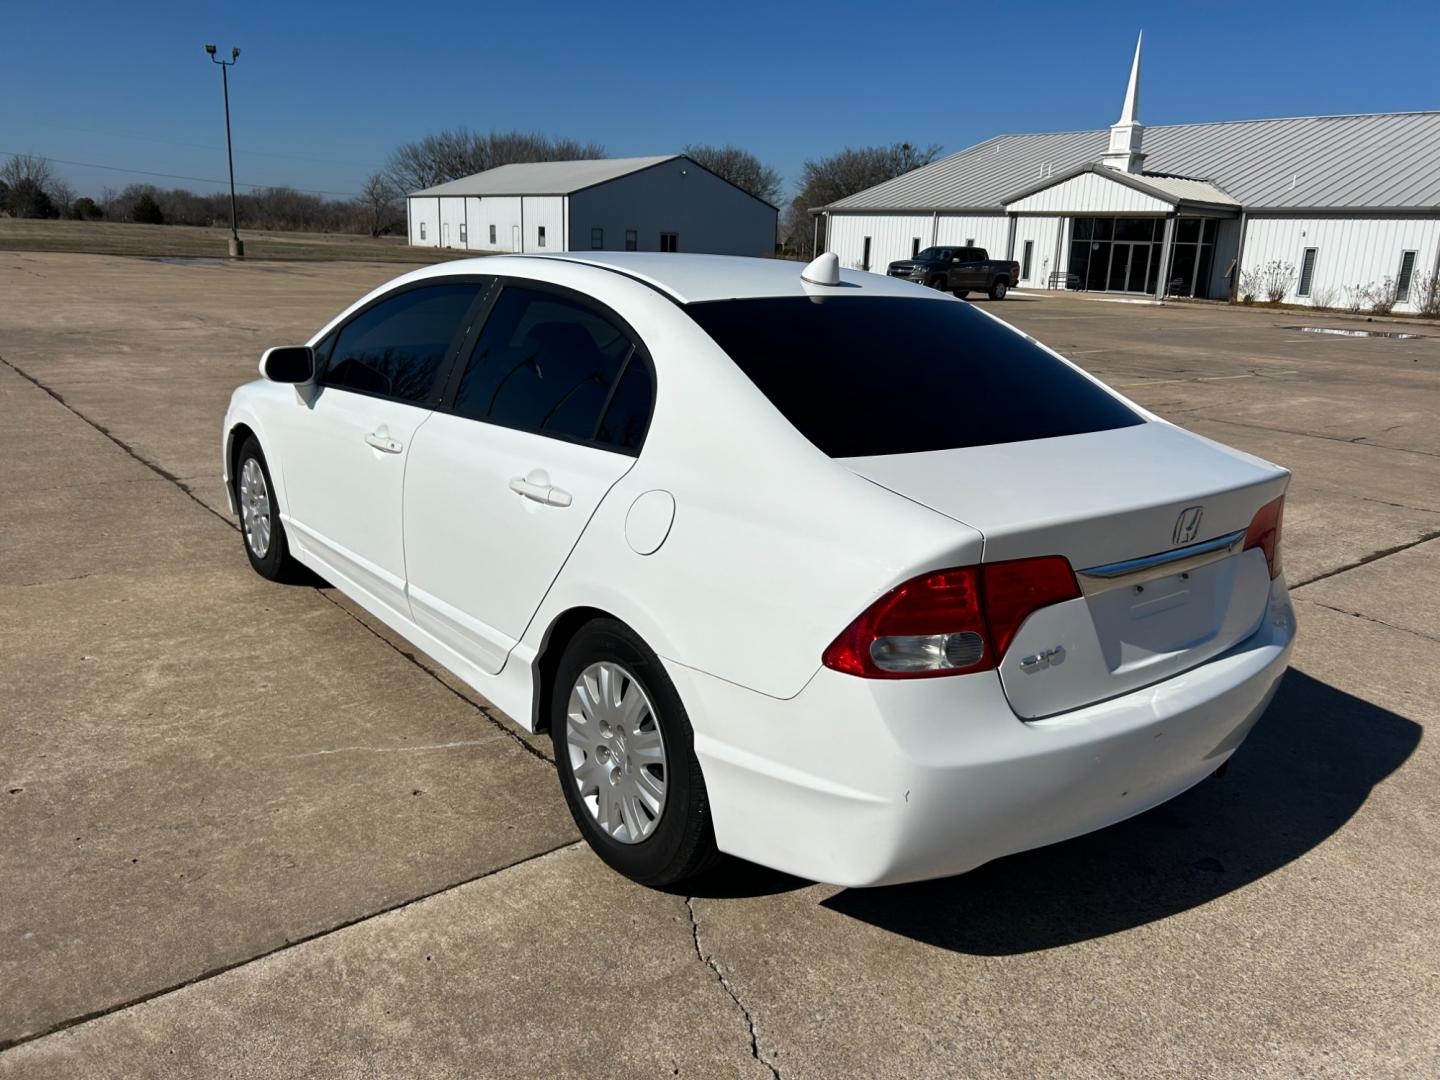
509;474;573;507
365;431;403;454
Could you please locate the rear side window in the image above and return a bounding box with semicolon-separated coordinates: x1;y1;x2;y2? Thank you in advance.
452;285;651;450
322;283;481;404
686;296;1142;458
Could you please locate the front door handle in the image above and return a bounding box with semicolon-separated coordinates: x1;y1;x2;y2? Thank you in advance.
509;471;573;508
365;431;403;454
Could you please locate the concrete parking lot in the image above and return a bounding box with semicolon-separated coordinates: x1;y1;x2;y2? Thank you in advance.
2;251;1437;1078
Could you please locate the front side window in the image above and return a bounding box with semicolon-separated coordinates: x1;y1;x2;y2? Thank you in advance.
451;286;651;450
321;283;481;404
592;227;604;249
686;296;1142;458
538;226;547;248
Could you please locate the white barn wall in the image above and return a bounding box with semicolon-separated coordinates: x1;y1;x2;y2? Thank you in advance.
826;214;936;272
438;197;467;249
933;214;1009;255
468;196;522;252
1011;217;1063;286
1242;216;1440;311
567;158;776;256
522;196;565;253
407;197;440;247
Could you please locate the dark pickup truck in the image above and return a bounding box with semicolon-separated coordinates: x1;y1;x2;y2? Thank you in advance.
887;246;1020;300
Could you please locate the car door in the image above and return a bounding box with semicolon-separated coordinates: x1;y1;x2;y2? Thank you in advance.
403;282;654;675
276;279;488;621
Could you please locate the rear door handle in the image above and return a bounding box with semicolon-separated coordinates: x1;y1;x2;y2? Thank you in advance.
509;473;573;508
365;431;403;454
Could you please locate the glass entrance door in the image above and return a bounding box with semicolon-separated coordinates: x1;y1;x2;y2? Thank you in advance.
1107;242;1152;293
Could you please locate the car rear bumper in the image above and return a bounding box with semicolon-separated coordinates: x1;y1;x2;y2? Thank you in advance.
667;576;1295;887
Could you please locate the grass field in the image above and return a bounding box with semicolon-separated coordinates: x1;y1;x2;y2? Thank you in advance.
0;218;472;263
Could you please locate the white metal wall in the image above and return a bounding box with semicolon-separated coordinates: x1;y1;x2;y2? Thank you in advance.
466;196;522;252
1242;216;1440;311
438;197;467;249
1011;217;1063;286
1007;172;1171;215
521;196;566;253
824;214;934;272
933;215;1009;257
407;197;441;247
567;157;776;256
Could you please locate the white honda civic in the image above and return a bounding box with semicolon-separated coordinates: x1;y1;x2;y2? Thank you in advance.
222;251;1295;888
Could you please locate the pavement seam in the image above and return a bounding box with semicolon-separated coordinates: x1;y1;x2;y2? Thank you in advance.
1300;600;1440;645
311;589;554;766
1290;529;1440;588
0;840;584;1056
0;353;236;530
685;897;781;1080
1187;413;1440;460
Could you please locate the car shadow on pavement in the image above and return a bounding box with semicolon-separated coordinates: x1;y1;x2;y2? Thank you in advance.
819;670;1419;954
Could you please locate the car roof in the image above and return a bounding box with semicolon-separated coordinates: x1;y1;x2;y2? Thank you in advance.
421;252;934;305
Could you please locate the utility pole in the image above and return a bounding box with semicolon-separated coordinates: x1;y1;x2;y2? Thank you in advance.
205;44;243;258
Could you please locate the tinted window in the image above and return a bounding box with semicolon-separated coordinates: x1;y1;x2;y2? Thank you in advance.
595;361;653;452
686;296;1142;458
323;283;480;403
453;286;638;444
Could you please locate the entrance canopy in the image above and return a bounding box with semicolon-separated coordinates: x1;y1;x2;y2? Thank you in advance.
1001;163;1240;218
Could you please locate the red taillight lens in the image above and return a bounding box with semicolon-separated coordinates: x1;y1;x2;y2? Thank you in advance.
1244;495;1285;579
822;556;1080;679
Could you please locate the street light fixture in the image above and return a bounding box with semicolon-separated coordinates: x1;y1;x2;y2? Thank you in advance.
205;43;244;258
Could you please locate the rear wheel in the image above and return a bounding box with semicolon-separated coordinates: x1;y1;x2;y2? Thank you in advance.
928;276;948;291
550;619;719;887
989;277;1009;300
234;436;303;582
953;288;970;299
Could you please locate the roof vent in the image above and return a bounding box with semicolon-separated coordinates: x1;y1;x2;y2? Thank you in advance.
801;252;841;286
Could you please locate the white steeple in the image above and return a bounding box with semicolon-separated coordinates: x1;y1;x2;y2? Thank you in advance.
1100;32;1147;174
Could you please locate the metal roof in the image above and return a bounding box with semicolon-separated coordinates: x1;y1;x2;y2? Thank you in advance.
823;112;1440;213
410;155;678;197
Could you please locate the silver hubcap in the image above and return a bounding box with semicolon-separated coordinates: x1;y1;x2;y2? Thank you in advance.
565;661;667;844
239;458;272;558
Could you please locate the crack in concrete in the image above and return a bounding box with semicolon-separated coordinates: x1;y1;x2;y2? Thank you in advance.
1303;601;1440;644
0;840;582;1055
291;739;496;758
1291;529;1440;588
685;897;780;1080
1187;413;1440;459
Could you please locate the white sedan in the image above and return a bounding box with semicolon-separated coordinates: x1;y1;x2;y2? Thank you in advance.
222;251;1295;888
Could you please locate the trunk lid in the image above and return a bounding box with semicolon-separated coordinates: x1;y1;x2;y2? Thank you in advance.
844;421;1288;719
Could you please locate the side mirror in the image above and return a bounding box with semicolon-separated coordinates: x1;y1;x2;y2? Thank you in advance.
952;257;961;264
259;345;315;384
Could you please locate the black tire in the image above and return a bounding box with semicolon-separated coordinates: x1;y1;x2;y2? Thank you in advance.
928;276;948;291
233;435;303;582
988;277;1009;300
953;288;970;299
549;619;720;887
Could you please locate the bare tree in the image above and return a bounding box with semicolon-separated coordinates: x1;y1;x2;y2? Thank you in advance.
783;142;943;258
681;144;782;206
385;129;605;193
356;172;399;237
0;152;56;191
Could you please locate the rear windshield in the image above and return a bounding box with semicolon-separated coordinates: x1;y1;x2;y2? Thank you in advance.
686;296;1143;458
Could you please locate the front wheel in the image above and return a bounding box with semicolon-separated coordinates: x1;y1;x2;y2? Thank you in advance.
550;619;719;887
988;278;1009;300
234;435;304;582
928;276;948;291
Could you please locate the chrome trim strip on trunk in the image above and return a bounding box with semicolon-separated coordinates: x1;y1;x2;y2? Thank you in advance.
1075;528;1246;596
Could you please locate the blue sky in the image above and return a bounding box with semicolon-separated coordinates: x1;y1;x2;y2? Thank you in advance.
3;0;1436;202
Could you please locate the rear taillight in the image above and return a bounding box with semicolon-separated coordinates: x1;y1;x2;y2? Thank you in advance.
1244;495;1285;579
822;556;1080;679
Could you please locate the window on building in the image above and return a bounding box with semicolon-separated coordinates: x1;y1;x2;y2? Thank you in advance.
861;237;872;271
911;238;921;257
321;283;482;404
625;229;638;251
1297;247;1318;297
1397;250;1418;301
660;232;679;253
965;238;975;246
489;224;497;245
451;286;647;449
591;227;604;250
537;226;547;248
1022;240;1034;281
459;224;467;244
419;222;426;240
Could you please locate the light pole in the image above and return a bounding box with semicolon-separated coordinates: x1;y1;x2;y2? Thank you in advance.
205;43;243;258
